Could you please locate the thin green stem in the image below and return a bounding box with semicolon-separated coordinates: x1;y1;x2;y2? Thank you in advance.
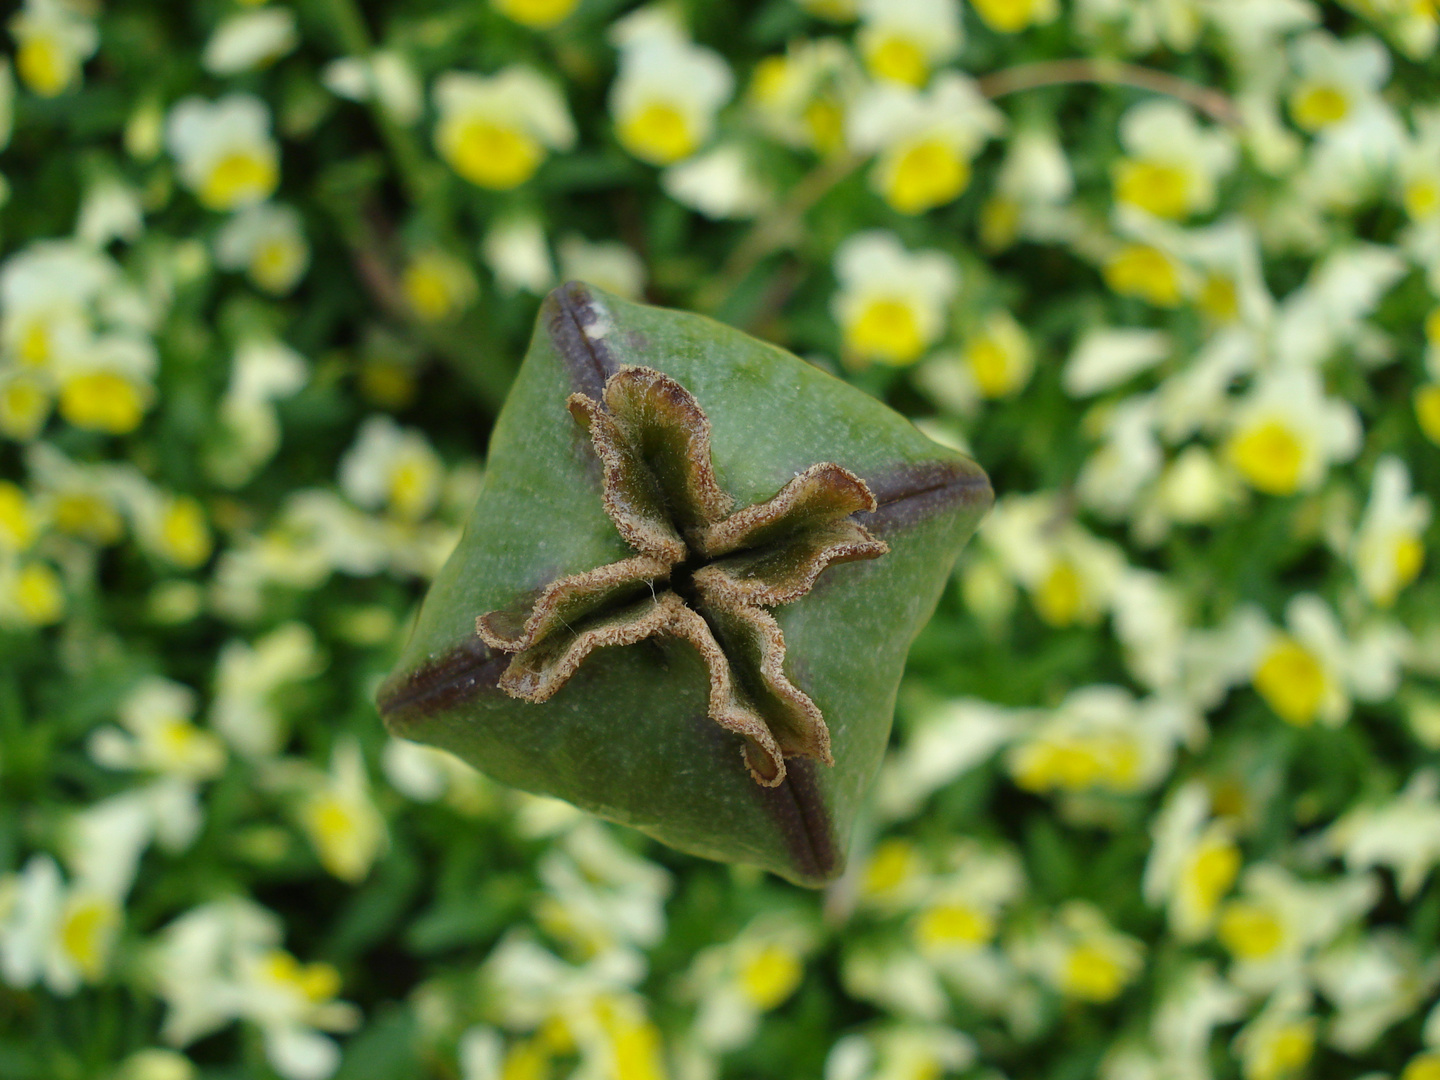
319;0;434;207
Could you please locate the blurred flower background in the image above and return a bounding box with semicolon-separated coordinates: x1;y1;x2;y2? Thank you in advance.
1;0;1438;1078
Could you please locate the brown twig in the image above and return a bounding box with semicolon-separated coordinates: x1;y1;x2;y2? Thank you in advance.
977;58;1240;126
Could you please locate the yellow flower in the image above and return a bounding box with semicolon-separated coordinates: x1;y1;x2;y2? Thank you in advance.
165;94;280;212
401;251;478;323
856;0;962;87
610;25;732;166
0;372;52;440
963;310;1033;398
215;204;309;296
832;231;958;367
1416;383;1440;444
737;942;804;1009
1103;244;1185;307
58;371;149;435
434;67;575;188
493;0;582;30
8;0;98;97
8;561;64;625
297;740;387;883
0;480;39;552
970;0;1057;32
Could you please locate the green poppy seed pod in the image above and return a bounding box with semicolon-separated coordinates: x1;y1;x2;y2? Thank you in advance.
376;282;992;887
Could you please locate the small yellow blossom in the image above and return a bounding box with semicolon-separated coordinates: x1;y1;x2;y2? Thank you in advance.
970;0;1057;32
831;231;958;367
215;204;309;296
856;0;962;87
401;251;478;323
1223;368;1361;497
1111;100;1236;219
610;19;733;166
0;480;38;551
8;0;98;98
58;371;149;435
1352;456;1429;606
1288;31;1390;134
963;310;1034;398
166;94;280;212
1103;244;1186;307
492;0;582;30
434;67;576;189
0;372;51;439
747;39;857;155
1021;901;1144;1004
1416;383;1440;444
296;739;387;883
7;560;65;625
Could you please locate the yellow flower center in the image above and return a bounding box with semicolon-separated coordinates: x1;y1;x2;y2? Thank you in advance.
501;1039;550;1080
0;376;51;440
1218;900;1284;959
14;562;65;625
18;320;53;367
360;359;418;410
1103;244;1183;307
1113;159;1193;219
1182;839;1241;919
884;139;970;215
915;903;995;949
1250;1022;1314;1080
251;237;305;294
1291;84;1350;131
1389;535;1425;599
160;497;213;568
847;297;925;366
980;196;1021;251
1061;943;1128;1002
199;150;279;211
618;101;698;166
17;36;72;97
739;944;804;1008
403;262;460;322
971;0;1049;31
865;35;929;87
1227;419;1306;496
1035;558;1084;626
388;458;438;520
1401;1052;1440;1080
60;897;117;980
1404;179;1440;221
59;372;148;435
0;483;37;552
1417;384;1440;446
442;118;545;189
54;493;124;544
749;56;790;105
493;0;582;29
862;838;918;898
262;950;341;1003
1197;274;1240;323
804;98;846;155
1253;636;1328;727
966;334;1022;398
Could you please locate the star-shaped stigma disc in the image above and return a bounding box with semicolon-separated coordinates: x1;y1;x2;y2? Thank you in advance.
476;365;889;787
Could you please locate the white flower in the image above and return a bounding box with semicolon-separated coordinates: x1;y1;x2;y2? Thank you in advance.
1013;901;1144;1003
982;126;1076;248
873;699;1017;821
433;67;575;189
166;94;280;212
1288;30;1390;134
1063;328;1172;398
1232;987;1317;1080
609;25;732;166
211;622;325;758
1076;397;1163;520
203;7;299;75
0;854;119;994
1326;771;1440;900
687;914;816;1051
339;415;445;521
89;676;226;782
1313;931;1440;1052
534;822;671;961
321;51;423;124
1074;0;1205;53
1223;367;1361;497
910;842;1025;958
847;73;1004;214
825;1025;975;1080
290;739;388;884
215;203;310;295
1351;455;1430;607
662;144;770;219
831;231;958;367
1143;782;1241;940
7;0;97;97
856;0;963;87
747;37;859;154
557;236;646;299
1112;100;1237;220
482;216;555;295
76;177;145;248
208;338;309;486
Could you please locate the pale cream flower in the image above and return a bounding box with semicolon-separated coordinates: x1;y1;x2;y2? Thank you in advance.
981;126;1076;250
202;7;299;75
1111;100;1237;220
855;0;963;88
166;94;280;212
1223;367;1361;497
534;822;671;961
1326;770;1440;900
1063;328;1172;398
339;415;445;521
321;51;423;124
1076;397;1164;520
831;230;958;367
1351;454;1430;607
825;1025;976;1080
847;73;1004;214
209;338;309;487
609;21;732;166
482;216;555;295
874;699;1017;821
8;0;97;97
0;854;119;995
1143;781;1242;940
662;144;770;219
910;842;1024;959
89;676;225;782
1288;30;1390;134
400;250;477;322
1314;931;1440;1052
747;37;859;155
1233;988;1317;1080
433;67;575;188
215;203;310;295
1015;901;1144;1004
292;738;388;884
686;913;816;1051
557;236;646;299
970;0;1058;32
75;177;145;248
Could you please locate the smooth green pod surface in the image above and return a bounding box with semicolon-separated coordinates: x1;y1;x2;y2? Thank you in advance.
377;282;991;887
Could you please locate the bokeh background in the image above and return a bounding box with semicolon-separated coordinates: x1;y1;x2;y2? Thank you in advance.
3;0;1440;1078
